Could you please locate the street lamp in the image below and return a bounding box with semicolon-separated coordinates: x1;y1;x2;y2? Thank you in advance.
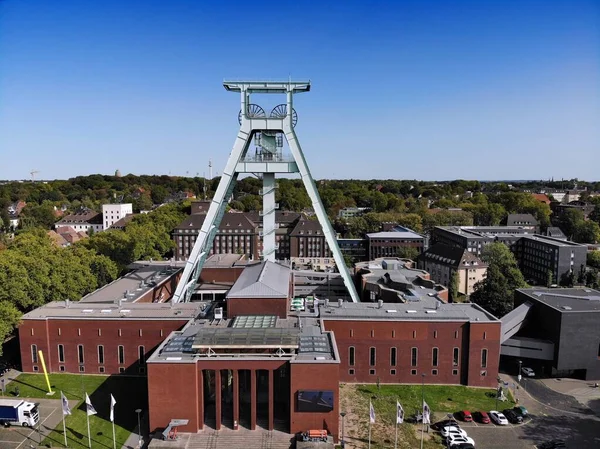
420;373;425;449
340;411;346;448
135;408;142;448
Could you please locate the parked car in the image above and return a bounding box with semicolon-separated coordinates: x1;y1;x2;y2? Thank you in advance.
503;409;523;424
489;410;509;425
513;405;528;417
459;410;473;422
441;426;467;438
447;435;475;447
473;411;490;424
538;439;566;449
522;367;535;377
432;418;459;430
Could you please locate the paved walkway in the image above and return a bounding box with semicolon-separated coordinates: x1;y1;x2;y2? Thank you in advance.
539;377;600;415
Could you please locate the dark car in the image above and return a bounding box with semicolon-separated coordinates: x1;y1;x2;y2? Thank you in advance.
431;418;459;430
513;405;528;417
539;440;566;449
503;408;523;424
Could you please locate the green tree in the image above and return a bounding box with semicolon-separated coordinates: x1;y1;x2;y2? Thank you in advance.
449;271;460;303
557;209;585;239
587;251;600;269
574;220;600;243
470;243;528;317
396;246;420;261
0;301;21;356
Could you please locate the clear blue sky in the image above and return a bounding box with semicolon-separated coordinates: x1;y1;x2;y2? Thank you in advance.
1;0;598;181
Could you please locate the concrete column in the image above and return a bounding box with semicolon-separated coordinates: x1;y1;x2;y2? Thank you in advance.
233;369;239;430
198;369;204;430
268;369;274;431
250;369;257;430
215;369;222;430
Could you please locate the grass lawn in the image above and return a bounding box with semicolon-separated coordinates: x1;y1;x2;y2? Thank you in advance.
7;373;147;449
340;383;515;449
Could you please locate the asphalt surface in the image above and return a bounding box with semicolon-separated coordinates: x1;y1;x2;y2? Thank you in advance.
433;376;600;449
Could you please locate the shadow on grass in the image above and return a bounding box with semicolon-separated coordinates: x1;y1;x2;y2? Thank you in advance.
6;378;47;394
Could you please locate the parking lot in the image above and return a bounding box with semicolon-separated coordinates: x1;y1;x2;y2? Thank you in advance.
434;376;600;449
0;397;75;449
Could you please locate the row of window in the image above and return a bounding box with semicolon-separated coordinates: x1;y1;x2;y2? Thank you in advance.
347;329;487;340
31;344;145;366
348;368;460;376
30;328;163;337
348;347;488;368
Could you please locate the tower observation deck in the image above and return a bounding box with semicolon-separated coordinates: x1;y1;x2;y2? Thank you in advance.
172;80;359;303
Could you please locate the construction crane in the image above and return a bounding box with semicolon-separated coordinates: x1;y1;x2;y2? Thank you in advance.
30;170;40;182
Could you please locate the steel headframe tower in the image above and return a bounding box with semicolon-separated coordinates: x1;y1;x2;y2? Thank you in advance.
172;80;359;303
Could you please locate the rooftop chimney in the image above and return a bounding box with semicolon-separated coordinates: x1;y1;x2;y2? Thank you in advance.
65;299;70;308
324;299;329;308
377;299;383;309
338;298;343;308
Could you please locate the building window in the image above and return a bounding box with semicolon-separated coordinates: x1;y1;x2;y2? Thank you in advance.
390;347;397;367
432;348;439;367
413;330;417;339
78;328;81;336
349;347;355;366
483;331;487;340
370;347;376;366
78;345;84;364
139;329;143;337
98;346;104;365
99;366;105;373
433;330;438;339
139;346;145;366
432;369;438;376
59;366;65;372
454;330;458;339
453;347;460;367
349;369;355;375
371;330;375;338
79;365;85;373
392;330;396;338
119;367;125;373
31;345;38;364
452;369;458;376
33;366;39;372
58;345;65;363
411;369;417;375
30;328;34;336
391;369;396;375
481;349;488;368
350;329;354;337
369;369;376;375
411;347;418;367
58;328;61;336
118;345;125;365
98;329;102;337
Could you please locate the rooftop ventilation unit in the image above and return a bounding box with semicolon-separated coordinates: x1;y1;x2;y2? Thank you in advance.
386;309;398;313
561;306;572;310
377;300;383;309
426;310;437;314
82;309;94;314
406;310;417;314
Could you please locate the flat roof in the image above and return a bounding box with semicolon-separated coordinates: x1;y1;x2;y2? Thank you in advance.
79;265;181;304
518;288;600;312
319;301;498;322
223;80;311;93
518;235;586;247
148;313;338;364
21;301;203;320
366;231;423;239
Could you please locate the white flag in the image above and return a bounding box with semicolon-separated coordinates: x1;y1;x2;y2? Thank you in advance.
422;400;431;424
61;391;71;416
85;393;97;416
396;400;404;424
369;400;375;424
110;394;116;422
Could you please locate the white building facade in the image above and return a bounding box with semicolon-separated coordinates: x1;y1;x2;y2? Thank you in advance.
102;203;133;230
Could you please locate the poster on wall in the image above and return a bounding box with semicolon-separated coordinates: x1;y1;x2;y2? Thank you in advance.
297;390;334;412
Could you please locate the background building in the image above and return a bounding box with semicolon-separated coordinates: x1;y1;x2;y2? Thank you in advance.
102;203;133;230
55;210;104;233
417;243;488;296
366;226;424;259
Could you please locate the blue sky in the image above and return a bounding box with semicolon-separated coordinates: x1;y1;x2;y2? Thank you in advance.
0;0;598;181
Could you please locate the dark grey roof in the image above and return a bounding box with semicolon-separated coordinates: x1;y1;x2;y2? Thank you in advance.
546;227;567;239
507;214;538;226
56;210;102;225
418;243;486;269
174;212;257;232
226;261;290;298
518;288;600;312
290;217;324;236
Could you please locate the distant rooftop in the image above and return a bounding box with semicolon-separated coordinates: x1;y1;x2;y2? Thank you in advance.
319;300;498;322
435;226;532;239
366;226;423;240
21;300;202;321
518;235;587;248
518;288;600;312
76;265;181;304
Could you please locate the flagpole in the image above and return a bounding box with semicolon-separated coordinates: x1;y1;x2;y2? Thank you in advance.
368;399;372;449
87;409;91;449
421;374;425;449
368;418;371;449
112;419;116;449
61;391;68;448
395;417;398;449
